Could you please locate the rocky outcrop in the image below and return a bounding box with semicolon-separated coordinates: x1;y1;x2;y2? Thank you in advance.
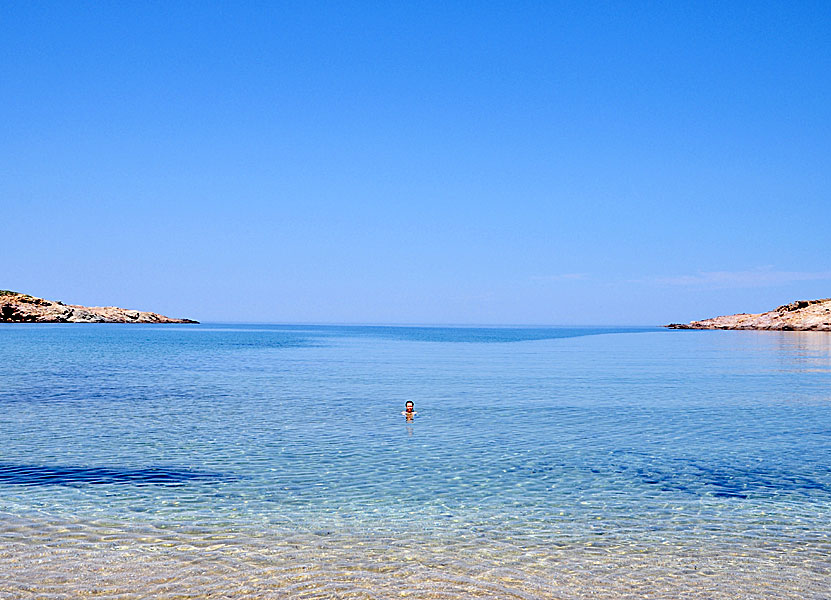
0;291;198;324
666;298;831;331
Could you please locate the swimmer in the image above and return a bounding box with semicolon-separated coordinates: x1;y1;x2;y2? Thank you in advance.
401;400;417;419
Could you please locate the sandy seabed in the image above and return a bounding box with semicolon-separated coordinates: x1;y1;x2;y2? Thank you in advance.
2;513;829;599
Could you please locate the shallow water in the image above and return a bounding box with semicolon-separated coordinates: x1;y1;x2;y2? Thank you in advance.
1;324;830;598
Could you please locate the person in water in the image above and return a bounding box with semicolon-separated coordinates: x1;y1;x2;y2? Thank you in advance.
402;400;417;419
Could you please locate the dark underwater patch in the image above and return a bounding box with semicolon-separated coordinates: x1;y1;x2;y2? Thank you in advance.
513;452;831;501
632;461;831;500
0;463;231;487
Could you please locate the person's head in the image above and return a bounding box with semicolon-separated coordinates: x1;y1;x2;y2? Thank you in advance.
405;401;414;413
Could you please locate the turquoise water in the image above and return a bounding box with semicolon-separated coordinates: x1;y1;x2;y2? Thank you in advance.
1;324;830;598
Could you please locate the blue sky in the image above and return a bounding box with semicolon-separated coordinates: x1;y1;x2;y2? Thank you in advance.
2;2;829;324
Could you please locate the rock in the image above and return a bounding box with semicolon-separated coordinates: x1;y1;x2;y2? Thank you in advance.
666;298;831;331
0;291;198;324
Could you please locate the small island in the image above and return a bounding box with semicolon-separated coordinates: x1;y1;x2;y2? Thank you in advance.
0;290;198;324
666;298;831;331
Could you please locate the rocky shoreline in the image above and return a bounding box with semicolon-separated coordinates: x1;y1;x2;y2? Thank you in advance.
666;298;831;331
0;291;198;324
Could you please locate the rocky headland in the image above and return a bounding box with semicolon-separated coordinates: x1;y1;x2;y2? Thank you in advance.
666;298;831;331
0;291;198;324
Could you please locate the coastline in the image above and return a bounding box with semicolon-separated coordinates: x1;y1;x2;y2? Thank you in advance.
0;291;198;324
666;298;831;331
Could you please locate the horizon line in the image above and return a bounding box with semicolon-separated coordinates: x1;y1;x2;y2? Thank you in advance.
185;321;664;329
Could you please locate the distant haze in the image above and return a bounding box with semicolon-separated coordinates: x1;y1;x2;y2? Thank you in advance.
3;3;830;325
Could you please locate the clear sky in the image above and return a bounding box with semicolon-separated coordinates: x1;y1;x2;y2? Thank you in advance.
2;2;830;324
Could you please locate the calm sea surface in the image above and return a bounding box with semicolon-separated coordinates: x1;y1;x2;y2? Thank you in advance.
1;324;830;598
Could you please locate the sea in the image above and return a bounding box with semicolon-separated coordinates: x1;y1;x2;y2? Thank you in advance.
1;324;830;599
